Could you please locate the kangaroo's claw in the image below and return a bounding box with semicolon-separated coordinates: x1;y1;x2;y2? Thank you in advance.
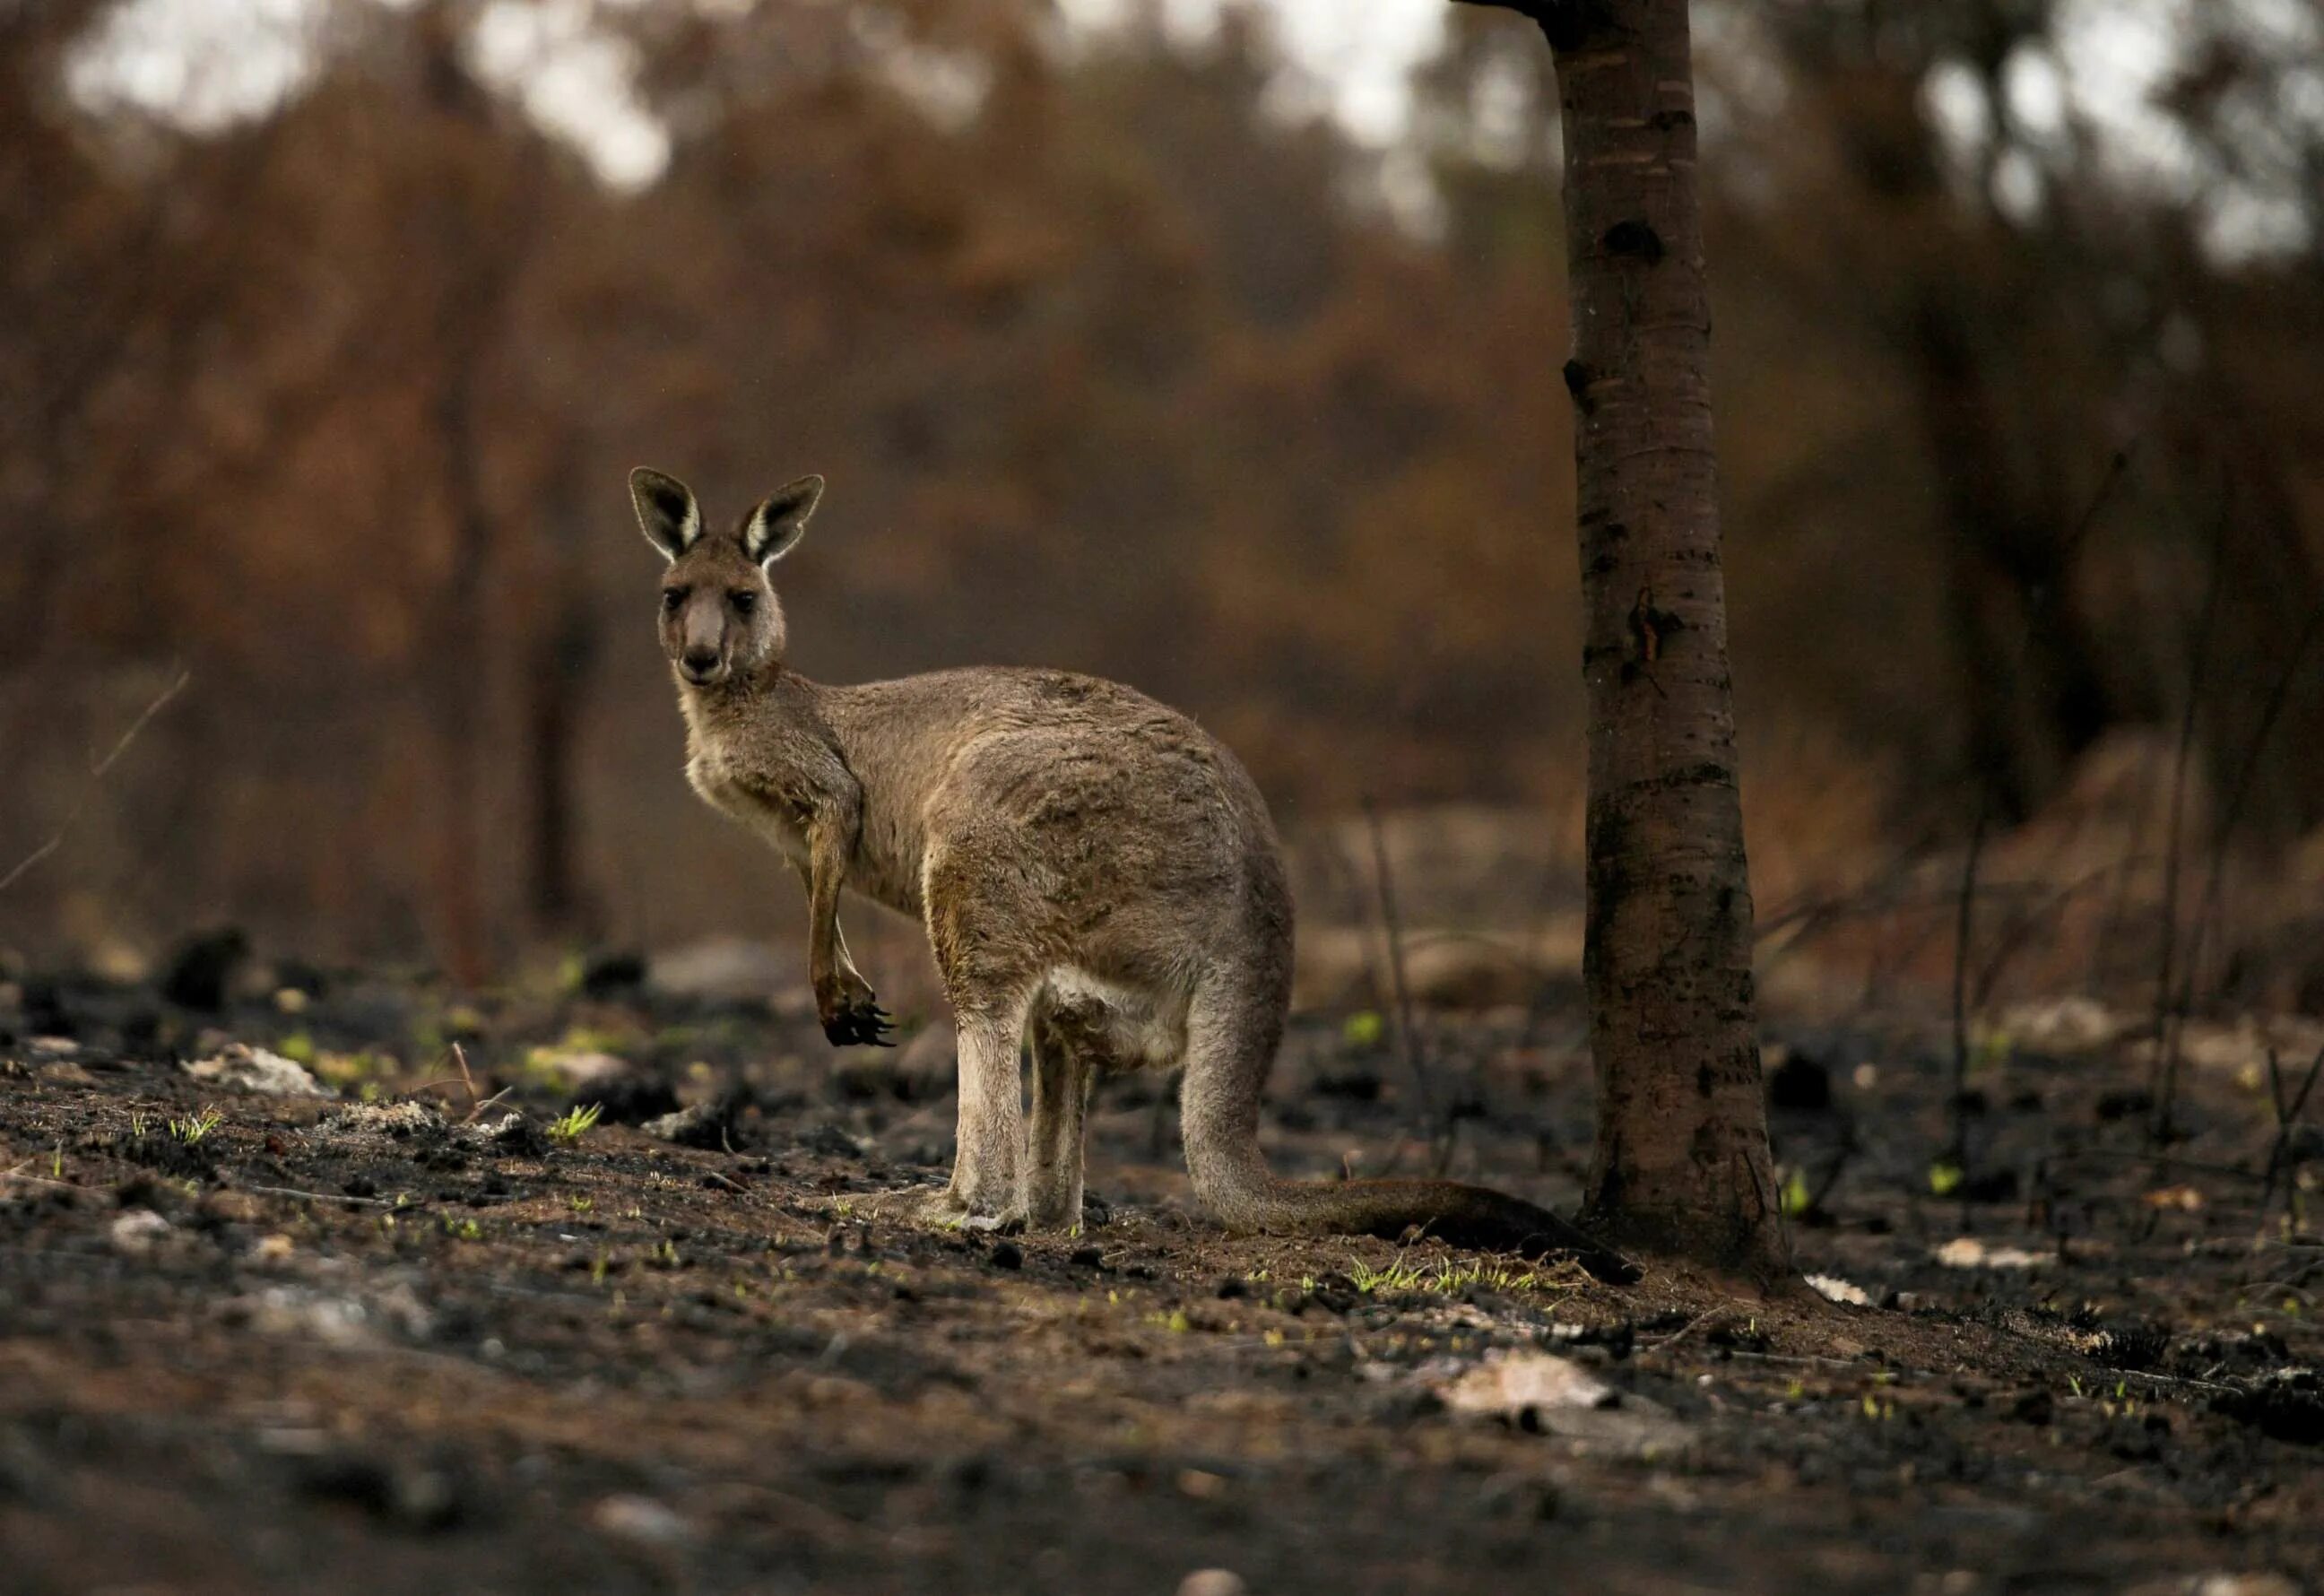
822;999;898;1048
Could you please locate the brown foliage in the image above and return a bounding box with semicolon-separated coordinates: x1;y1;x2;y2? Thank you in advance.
1;2;2320;983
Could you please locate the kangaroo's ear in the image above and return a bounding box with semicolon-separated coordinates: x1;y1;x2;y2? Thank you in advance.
743;474;824;568
629;467;701;561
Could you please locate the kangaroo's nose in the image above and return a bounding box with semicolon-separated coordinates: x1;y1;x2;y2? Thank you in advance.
682;646;719;674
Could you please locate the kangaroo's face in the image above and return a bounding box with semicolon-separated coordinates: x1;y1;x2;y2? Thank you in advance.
629;467;822;690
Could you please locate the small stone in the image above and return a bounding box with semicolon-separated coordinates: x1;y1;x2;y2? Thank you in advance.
1934;1237;2055;1271
456;1111;545;1156
183;1043;331;1098
323;1100;445;1138
641;1100;731;1149
1177;1572;1246;1596
590;1494;692;1547
160;927;249;1011
109;1210;172;1254
1435;1350;1617;1419
646;938;796;1002
579;950;647;999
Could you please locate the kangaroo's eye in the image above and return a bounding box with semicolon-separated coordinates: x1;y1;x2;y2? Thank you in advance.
731;590;759;614
661;588;685;613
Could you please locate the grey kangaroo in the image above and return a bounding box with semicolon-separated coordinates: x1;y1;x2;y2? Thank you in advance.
632;466;1626;1277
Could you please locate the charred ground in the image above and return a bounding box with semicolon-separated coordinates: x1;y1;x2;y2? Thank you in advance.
0;954;2318;1595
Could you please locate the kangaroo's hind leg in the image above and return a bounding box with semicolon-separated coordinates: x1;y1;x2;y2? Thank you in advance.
1027;999;1107;1230
922;846;1044;1230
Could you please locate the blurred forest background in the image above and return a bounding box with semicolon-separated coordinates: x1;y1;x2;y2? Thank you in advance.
4;0;2323;1012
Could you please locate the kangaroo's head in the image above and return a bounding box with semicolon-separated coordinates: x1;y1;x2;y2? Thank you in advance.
629;467;822;690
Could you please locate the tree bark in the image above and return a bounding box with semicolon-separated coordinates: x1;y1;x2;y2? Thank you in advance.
1466;0;1791;1279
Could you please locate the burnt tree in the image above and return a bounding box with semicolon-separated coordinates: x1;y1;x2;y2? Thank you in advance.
1457;0;1790;1279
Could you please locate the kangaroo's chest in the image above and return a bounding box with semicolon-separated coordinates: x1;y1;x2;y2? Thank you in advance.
686;737;812;867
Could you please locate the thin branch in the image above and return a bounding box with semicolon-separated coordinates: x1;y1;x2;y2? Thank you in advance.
1947;802;1990;1171
1361;796;1442;1174
0;667;192;894
1944;448;2131;1171
2149;486;2231;1148
2258;1044;2324;1221
2169;595;2324;1043
242;1184;400;1209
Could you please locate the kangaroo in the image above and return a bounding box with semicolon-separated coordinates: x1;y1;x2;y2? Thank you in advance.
632;466;1629;1278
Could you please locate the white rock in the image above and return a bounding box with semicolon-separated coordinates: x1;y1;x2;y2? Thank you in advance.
321;1101;445;1138
591;1494;693;1547
646;937;799;1002
1934;1237;2056;1271
1435;1349;1617;1418
2193;1575;2300;1596
182;1044;331;1097
2131;1577;2305;1596
108;1210;172;1254
1807;1273;1872;1306
1177;1574;1247;1596
1997;995;2124;1054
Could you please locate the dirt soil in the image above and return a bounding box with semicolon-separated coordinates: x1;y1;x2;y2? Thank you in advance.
2;958;2320;1595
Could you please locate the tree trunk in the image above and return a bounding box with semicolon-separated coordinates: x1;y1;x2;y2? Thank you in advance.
428;365;493;991
1470;0;1790;1279
526;584;595;938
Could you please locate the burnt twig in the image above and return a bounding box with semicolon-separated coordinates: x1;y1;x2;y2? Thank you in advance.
1361;797;1444;1174
2258;1044;2324;1223
1947;802;1991;1173
2149;485;2231;1148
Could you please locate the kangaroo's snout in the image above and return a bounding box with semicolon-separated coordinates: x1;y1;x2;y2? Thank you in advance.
681;644;723;683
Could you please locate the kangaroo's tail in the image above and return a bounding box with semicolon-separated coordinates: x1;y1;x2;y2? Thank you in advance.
1181;906;1636;1284
1196;1161;1639;1284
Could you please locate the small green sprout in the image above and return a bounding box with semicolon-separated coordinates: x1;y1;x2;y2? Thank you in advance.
1782;1167;1814;1216
1343;1257;1547;1297
549;1103;604;1144
169;1106;224;1144
1928;1161;1965;1197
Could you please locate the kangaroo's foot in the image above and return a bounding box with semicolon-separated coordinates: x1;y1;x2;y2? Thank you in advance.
877;1182;1028;1235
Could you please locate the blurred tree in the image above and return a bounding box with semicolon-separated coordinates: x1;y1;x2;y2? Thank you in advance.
5;0;2322;1013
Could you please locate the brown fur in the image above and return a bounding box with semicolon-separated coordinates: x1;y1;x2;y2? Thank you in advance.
630;468;1630;1279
